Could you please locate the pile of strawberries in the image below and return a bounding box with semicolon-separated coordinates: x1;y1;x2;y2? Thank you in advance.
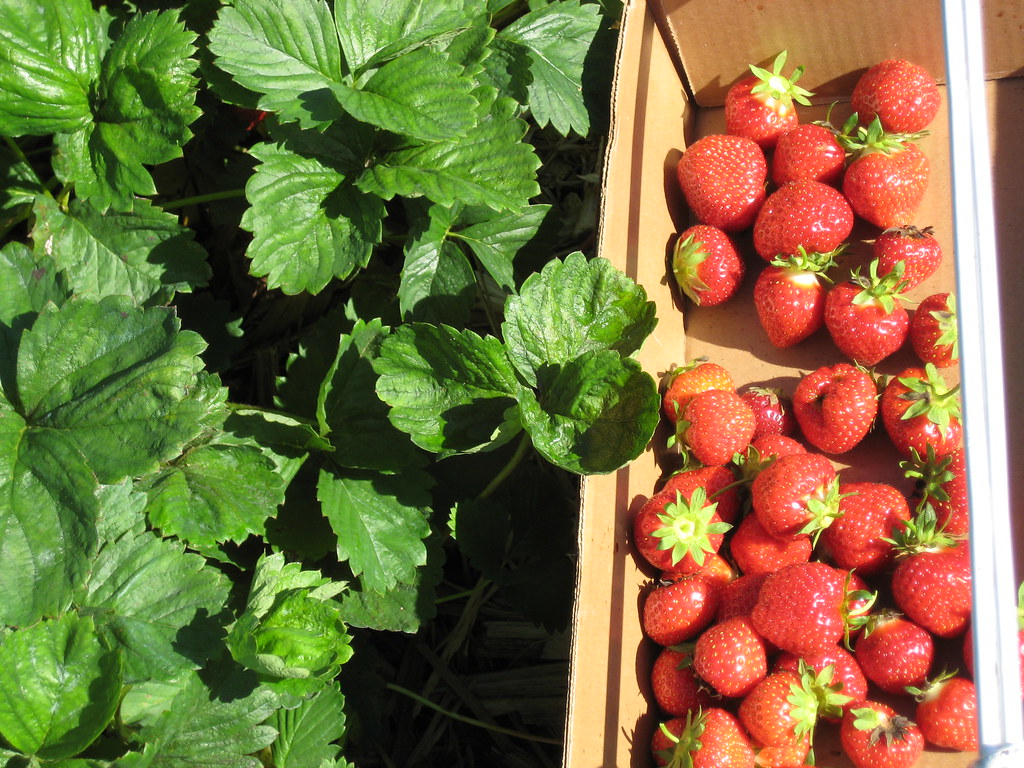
636;54;1024;768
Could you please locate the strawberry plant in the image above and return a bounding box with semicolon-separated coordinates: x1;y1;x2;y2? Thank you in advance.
0;0;649;765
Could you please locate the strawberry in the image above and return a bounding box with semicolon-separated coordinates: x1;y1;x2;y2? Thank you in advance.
824;259;909;366
880;363;962;460
739;386;796;441
662;358;735;424
642;574;720;646
820;481;911;576
873;225;943;289
651;645;716;717
730;513;812;576
753;248;836;348
725;50;813;149
671;224;746;307
752;180;854;261
662;465;743;525
752;735;810;768
792;363;878;454
771;122;846;187
851;59;941;133
680;389;757;467
909;292;958;368
888;506;972;638
738;662;850;747
841;119;930;228
695;552;739;588
909;673;979;751
963;582;1024;697
750;451;842;541
693;615;769;697
677;133;768;231
633;487;732;574
773;645;868;711
903;445;969;536
716;572;769;622
751;561;847;656
652;709;755;768
854;610;935;694
840;700;925;768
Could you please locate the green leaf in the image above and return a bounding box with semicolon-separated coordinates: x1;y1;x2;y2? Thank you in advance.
318;318;427;472
53;10;201;212
207;0;345;128
270;684;346;768
357;94;541;212
372;323;522;455
499;0;603;136
0;143;46;218
503;252;657;385
330;47;478;141
223;407;329;486
518;351;660;475
317;467;432;593
31;196;210;305
14;296;212;482
143;439;285;548
0;241;70;327
399;201;476;325
453;203;555;290
0;0;107;136
0;614;122;760
478;36;532;107
242;141;384;295
74;519;231;683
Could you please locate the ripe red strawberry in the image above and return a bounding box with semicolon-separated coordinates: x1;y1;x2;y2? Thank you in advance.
752;735;810;768
693;615;769;697
909;674;979;751
824;259;909;366
903;445;969;536
739;663;850;747
677;133;768;231
851;59;941;133
751;561;847;656
650;645;716;717
662;465;743;525
873;225;943;289
671;224;746;307
841;119;930;228
652;709;755;768
880;364;962;460
854;610;934;694
772;122;846;187
774;645;868;712
792;363;878;454
739;386;796;440
695;552;738;588
821;481;911;575
750;451;841;540
680;389;757;467
730;513;812;576
633;487;732;574
752;180;854;261
642;574;720;646
716;572;769;622
841;700;924;768
888;507;972;638
909;292;958;368
725;50;813;149
662;358;736;424
753;248;836;348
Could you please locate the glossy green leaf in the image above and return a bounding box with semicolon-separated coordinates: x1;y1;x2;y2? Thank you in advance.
453;203;555;290
0;242;69;327
0;614;122;760
399;202;476;325
270;684;346;768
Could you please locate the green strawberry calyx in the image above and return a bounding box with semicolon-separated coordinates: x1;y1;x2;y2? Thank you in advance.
851;705;917;747
856;608;903;640
895;362;962;429
788;661;852;742
901;444;955;514
798;476;850;544
655;709;706;768
770;244;843;280
749;50;814;107
672;232;713;305
849;258;909;314
837;114;928;159
926;293;959;359
653;488;732;567
884;502;962;557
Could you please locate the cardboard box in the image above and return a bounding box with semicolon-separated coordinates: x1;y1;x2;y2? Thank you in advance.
565;0;1024;765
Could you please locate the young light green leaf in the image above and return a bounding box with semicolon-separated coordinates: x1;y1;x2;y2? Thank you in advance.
399;201;476;325
242;141;384;295
453;203;556;290
502;252;657;385
0;0;107;136
52;10;201;212
317;318;427;472
74;518;231;683
317;467;432;593
208;0;345;128
142;439;285;548
31;196;210;305
330;47;478;141
498;0;602;136
518;352;660;475
0;614;122;760
14;297;211;482
357;94;541;212
372;323;522;455
270;683;346;768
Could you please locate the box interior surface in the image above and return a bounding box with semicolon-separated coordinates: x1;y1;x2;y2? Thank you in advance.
566;1;1024;766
